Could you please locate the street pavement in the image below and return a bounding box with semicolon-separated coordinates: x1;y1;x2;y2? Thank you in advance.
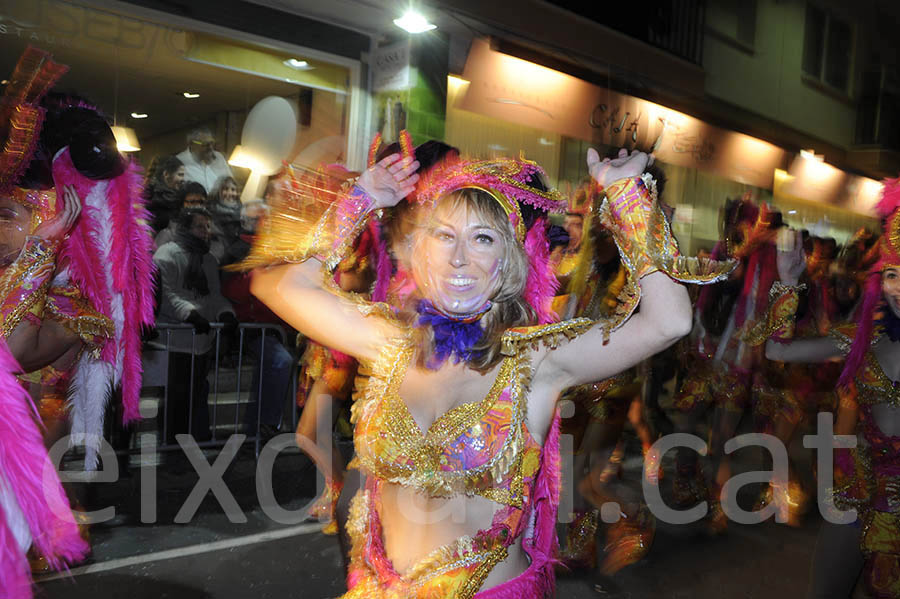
33;436;862;599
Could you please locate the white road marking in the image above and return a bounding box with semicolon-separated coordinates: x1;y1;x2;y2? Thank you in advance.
36;522;324;582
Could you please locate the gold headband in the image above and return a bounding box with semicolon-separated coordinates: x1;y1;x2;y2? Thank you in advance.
459;185;527;243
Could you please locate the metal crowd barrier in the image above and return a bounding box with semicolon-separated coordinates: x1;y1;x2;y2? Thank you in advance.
136;322;299;459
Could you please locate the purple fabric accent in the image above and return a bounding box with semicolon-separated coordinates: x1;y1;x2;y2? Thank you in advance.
416;300;488;369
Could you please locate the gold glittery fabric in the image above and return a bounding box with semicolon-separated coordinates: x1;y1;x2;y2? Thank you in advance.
740;281;806;346
830;324;900;408
44;282;114;358
234;169;371;272
600;177;736;285
0;236;57;338
345;318;594;598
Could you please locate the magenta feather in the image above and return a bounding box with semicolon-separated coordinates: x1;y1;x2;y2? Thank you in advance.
107;158;156;422
0;342;87;593
54;151;114;327
369;220;392;304
876;177;900;219
838;273;882;388
53;150;156;424
523;219;560;325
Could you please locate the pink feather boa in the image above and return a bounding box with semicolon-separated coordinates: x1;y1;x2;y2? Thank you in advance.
523;219;560;325
52;148;156;424
0;342;87;597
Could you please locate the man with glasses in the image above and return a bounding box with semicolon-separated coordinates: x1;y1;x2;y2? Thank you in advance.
176;127;233;193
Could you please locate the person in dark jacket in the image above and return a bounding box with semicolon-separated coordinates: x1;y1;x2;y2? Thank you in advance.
145;155;185;234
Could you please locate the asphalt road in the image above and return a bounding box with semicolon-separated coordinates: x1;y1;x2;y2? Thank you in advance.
33;439;853;599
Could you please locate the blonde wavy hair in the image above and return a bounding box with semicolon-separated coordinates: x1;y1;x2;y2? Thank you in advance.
403;188;537;372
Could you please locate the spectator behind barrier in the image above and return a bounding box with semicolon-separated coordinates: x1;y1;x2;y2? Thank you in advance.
208;175;242;263
155;181;207;248
144;155;185;234
153;207;237;444
221;200;292;439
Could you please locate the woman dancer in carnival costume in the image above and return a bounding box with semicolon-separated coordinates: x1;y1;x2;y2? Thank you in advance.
750;179;900;599
247;137;732;597
747;233;843;524
0;47;155;594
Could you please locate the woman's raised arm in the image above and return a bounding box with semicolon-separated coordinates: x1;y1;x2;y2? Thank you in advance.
252;261;399;363
251;154;419;363
537;148;693;392
764;336;843;363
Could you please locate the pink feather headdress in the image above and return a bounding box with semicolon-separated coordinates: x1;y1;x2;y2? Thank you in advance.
839;177;900;387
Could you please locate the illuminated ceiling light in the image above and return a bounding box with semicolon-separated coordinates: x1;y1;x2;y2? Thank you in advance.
283;58;312;70
182;91;200;99
787;210;797;215
130;112;148;119
393;11;436;33
228;144;258;170
800;148;823;162
0;80;8;85
111;126;141;152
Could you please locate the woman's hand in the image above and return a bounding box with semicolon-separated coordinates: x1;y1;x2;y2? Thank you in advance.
33;184;82;242
776;229;806;286
356;153;420;209
587;148;654;188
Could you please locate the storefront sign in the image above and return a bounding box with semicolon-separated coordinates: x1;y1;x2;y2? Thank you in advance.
372;40;411;93
456;39;785;189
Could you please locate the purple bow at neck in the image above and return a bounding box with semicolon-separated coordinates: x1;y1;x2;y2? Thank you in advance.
415;300;491;370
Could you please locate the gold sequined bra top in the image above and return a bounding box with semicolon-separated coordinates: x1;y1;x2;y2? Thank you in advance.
353;319;595;507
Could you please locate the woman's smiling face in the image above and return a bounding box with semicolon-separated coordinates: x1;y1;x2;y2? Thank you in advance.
413;201;506;315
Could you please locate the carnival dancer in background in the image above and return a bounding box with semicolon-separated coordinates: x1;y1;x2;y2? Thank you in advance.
0;45;94;598
670;194;777;531
1;46;156;586
555;180;590;284
749;178;900;599
556;179;649;577
747;233;843;524
246;140;732;598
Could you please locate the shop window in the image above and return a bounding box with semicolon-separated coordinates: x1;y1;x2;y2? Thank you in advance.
0;0;355;197
802;3;853;94
706;0;757;50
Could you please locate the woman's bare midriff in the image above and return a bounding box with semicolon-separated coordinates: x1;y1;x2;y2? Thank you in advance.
378;482;531;590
